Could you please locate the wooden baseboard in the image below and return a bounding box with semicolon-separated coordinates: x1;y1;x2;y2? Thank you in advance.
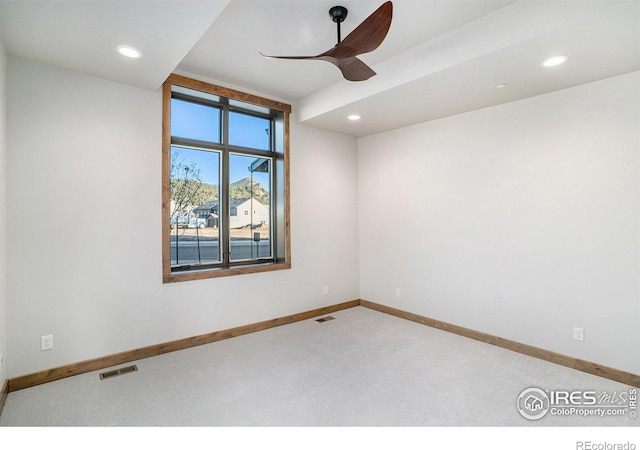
360;299;640;388
8;300;360;392
0;379;8;416
7;298;638;394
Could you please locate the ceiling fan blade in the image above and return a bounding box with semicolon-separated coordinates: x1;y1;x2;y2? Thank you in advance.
333;56;377;81
259;52;318;61
261;53;376;82
327;1;393;59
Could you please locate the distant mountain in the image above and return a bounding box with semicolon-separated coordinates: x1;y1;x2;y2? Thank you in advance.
230;178;269;204
170;179;218;211
171;177;269;210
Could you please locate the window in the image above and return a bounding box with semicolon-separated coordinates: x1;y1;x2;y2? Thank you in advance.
162;74;291;282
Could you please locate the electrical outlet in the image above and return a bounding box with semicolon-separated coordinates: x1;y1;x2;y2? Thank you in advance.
41;335;53;351
573;327;584;342
395;288;401;298
323;286;329;296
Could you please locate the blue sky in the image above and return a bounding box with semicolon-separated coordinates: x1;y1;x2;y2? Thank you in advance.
171;99;270;150
171;98;272;189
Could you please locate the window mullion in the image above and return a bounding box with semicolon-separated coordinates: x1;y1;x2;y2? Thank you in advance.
221;100;231;266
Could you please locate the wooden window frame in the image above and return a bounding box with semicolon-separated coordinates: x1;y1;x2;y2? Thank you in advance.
162;74;291;283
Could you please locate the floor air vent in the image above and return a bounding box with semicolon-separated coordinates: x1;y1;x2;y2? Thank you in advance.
316;316;335;323
99;365;138;380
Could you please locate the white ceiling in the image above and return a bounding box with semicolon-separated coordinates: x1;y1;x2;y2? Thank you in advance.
1;0;639;137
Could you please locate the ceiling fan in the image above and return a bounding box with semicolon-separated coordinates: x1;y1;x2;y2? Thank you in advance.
261;1;393;82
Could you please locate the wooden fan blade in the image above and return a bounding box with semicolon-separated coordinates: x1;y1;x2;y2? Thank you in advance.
327;1;393;59
259;52;318;61
261;52;376;82
333;56;377;81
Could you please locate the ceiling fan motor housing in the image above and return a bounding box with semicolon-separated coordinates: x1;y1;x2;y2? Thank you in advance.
329;6;348;23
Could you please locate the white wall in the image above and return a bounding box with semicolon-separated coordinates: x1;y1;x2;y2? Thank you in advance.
0;36;7;384
6;57;359;378
6;55;638;380
358;71;640;375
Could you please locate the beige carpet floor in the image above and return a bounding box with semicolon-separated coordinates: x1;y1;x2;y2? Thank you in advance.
1;306;636;430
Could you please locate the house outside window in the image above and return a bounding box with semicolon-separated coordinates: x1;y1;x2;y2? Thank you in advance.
162;74;291;282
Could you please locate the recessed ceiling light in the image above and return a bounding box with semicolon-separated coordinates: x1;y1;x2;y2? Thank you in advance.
116;45;142;59
495;83;508;89
348;114;361;121
542;55;568;67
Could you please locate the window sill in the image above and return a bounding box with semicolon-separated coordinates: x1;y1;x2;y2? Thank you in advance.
163;261;291;283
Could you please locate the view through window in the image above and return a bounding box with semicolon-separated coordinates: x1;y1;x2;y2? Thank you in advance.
162;75;290;282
